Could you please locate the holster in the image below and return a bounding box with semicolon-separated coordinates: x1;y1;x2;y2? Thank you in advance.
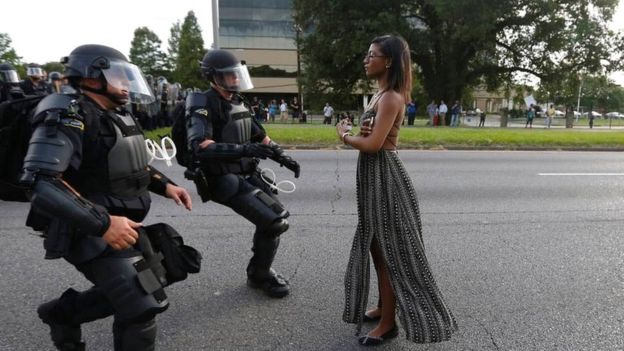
185;167;211;202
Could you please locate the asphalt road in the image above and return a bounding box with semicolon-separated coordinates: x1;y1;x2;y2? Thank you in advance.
1;150;624;351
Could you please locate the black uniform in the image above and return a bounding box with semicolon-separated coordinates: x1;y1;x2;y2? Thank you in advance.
20;78;48;96
186;89;291;297
21;45;178;351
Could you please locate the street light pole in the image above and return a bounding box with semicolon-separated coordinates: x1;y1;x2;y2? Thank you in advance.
294;24;303;120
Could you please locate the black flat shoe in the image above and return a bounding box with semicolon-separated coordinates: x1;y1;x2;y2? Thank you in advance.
358;325;399;346
362;312;381;322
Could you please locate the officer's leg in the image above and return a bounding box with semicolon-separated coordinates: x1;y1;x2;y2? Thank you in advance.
246;229;289;297
37;286;113;351
210;174;290;297
59;249;168;351
210;174;290;237
113;315;157;351
85;252;167;351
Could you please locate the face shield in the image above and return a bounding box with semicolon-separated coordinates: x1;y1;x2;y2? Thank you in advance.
26;67;44;77
213;63;253;92
101;61;155;104
0;70;20;83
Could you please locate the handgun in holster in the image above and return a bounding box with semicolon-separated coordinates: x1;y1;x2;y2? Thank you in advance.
185;167;211;202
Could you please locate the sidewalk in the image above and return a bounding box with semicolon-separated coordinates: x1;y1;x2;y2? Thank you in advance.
459;115;624;130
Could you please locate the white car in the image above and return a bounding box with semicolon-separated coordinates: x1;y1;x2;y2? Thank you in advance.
605;112;624;119
554;110;565;117
582;111;603;118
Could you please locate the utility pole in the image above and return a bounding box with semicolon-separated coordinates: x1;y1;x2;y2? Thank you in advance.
212;0;219;49
294;24;303;118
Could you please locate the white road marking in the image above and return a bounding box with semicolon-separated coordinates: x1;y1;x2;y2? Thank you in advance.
538;173;624;176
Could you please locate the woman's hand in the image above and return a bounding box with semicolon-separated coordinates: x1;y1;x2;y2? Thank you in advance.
336;119;352;140
359;123;372;136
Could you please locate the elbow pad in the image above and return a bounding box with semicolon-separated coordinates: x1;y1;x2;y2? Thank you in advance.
30;178;110;236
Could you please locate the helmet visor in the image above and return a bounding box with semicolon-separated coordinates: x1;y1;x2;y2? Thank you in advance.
1;70;20;83
102;61;155;104
214;63;254;92
26;67;44;77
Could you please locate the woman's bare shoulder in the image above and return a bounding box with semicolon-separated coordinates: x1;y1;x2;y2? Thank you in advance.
378;90;404;106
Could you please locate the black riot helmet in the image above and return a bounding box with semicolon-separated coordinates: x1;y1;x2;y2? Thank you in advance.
0;63;20;84
48;71;62;81
199;49;253;92
25;64;44;78
61;44;155;104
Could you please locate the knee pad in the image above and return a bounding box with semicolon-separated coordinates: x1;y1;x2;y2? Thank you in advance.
265;218;289;237
113;318;156;351
85;256;168;322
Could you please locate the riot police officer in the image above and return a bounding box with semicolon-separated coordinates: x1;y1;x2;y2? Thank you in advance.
21;44;192;350
184;49;300;298
47;71;75;94
20;63;48;95
0;62;24;102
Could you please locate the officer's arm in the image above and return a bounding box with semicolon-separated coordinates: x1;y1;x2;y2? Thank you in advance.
21;95;110;236
147;165;176;196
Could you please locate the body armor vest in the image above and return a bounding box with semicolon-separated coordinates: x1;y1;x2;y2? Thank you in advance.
220;102;252;144
106;112;151;197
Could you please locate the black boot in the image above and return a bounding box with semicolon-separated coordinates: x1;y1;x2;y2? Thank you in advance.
247;268;290;298
37;290;85;351
247;232;290;298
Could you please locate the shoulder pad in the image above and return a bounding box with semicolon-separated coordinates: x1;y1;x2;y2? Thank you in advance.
185;92;208;110
33;93;81;120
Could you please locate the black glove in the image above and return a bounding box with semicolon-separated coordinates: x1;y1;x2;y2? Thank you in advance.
243;143;274;159
274;154;300;178
269;141;284;157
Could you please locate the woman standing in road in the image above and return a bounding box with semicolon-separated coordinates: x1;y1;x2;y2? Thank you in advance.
336;35;457;346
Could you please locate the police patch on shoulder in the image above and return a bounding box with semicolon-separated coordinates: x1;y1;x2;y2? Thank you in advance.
195;109;209;117
61;118;85;131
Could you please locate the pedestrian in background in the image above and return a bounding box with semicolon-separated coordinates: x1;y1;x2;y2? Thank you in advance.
323;102;334;125
438;100;448;126
546;104;555;128
406;99;417;125
279;99;288;122
450;100;461;127
426;100;437;126
336;34;457;346
525;105;535;128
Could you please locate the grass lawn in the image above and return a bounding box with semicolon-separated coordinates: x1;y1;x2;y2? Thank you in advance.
145;123;624;150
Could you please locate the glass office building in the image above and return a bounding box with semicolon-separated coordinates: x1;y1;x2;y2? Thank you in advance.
219;0;298;92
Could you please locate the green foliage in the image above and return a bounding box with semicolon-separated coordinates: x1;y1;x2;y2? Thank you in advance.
42;62;65;75
294;0;624;108
0;33;21;67
129;27;167;77
167;21;182;72
174;11;208;90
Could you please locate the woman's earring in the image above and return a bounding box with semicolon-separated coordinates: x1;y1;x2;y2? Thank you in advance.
385;64;391;69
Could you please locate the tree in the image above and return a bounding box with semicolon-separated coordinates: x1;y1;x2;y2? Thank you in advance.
174;11;207;89
294;0;624;115
0;33;22;68
42;62;65;75
129;27;167;77
166;21;182;72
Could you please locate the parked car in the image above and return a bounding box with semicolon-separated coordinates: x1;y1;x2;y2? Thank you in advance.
554;110;565;117
605;112;624;119
582;111;603;119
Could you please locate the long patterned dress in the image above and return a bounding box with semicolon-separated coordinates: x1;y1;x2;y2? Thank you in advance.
342;108;458;343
